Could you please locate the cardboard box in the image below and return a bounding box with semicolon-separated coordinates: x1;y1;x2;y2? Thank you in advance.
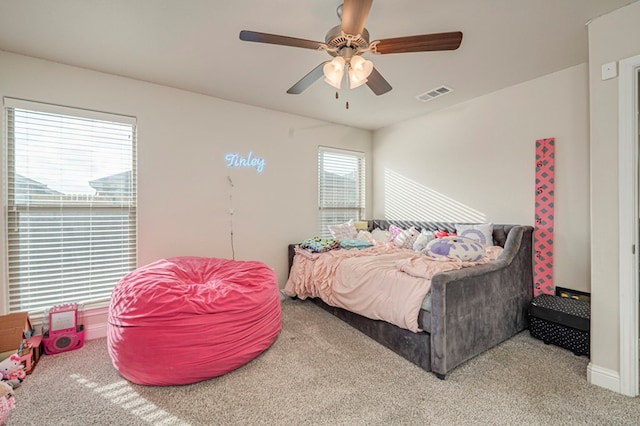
0;312;34;353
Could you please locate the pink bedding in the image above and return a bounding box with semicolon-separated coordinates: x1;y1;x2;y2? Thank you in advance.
285;244;503;332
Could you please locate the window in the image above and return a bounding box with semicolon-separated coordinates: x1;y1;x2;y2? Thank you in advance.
318;147;365;238
4;98;137;313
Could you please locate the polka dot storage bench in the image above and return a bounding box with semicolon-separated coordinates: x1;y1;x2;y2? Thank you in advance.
528;294;590;357
107;256;282;386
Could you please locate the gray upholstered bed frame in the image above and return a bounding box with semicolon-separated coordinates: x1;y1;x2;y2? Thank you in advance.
287;221;534;379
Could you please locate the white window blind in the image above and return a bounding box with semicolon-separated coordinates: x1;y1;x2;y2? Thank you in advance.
4;98;137;313
318;147;365;238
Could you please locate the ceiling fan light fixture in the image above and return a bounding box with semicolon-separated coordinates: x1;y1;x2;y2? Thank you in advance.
348;70;368;89
347;55;373;89
323;56;345;89
349;55;373;78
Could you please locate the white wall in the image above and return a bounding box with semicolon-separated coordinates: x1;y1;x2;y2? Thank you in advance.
587;0;640;383
373;64;591;293
0;51;372;322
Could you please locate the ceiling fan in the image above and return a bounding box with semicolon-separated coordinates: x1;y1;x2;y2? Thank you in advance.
239;0;463;96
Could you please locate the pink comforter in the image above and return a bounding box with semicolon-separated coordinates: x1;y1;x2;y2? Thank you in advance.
285;244;503;332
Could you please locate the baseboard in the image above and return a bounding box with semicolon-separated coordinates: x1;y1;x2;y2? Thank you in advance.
85;322;108;340
587;362;620;394
83;306;109;340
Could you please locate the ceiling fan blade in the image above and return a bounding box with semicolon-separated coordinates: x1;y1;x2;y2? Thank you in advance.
375;31;463;54
239;30;324;50
287;62;327;94
366;67;392;96
341;0;373;36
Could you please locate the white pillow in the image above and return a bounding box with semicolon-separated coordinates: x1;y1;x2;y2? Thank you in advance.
455;223;494;247
356;230;375;244
328;220;357;240
394;226;419;249
371;228;392;243
413;230;435;252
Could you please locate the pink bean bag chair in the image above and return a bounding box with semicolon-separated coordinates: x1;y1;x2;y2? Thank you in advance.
107;256;282;386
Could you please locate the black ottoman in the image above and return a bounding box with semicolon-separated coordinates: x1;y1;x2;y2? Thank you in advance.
528;294;590;357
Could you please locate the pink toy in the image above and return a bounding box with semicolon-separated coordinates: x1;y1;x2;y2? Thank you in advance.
0;354;25;389
43;303;85;355
0;381;16;425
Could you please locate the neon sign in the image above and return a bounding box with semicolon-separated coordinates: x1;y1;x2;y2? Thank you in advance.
224;151;265;173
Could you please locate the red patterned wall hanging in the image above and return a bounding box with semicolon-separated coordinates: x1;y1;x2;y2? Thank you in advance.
534;138;555;295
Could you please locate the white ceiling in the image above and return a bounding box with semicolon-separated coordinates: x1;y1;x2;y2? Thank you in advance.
0;0;635;130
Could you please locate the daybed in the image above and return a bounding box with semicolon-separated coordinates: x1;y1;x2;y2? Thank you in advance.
285;220;533;379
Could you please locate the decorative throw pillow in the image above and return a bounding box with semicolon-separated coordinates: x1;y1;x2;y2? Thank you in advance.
353;221;369;231
394;226;419;249
371;228;392;243
423;236;486;262
356;230;375;244
435;230;454;238
455;223;494;247
413;230;435;252
388;224;403;242
328;220;357;240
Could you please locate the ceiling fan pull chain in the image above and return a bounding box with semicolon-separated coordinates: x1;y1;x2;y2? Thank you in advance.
342;84;349;109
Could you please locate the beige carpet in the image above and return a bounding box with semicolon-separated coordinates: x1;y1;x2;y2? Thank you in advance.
6;299;640;425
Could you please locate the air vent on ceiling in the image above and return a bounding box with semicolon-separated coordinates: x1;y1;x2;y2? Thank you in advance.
416;85;453;102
